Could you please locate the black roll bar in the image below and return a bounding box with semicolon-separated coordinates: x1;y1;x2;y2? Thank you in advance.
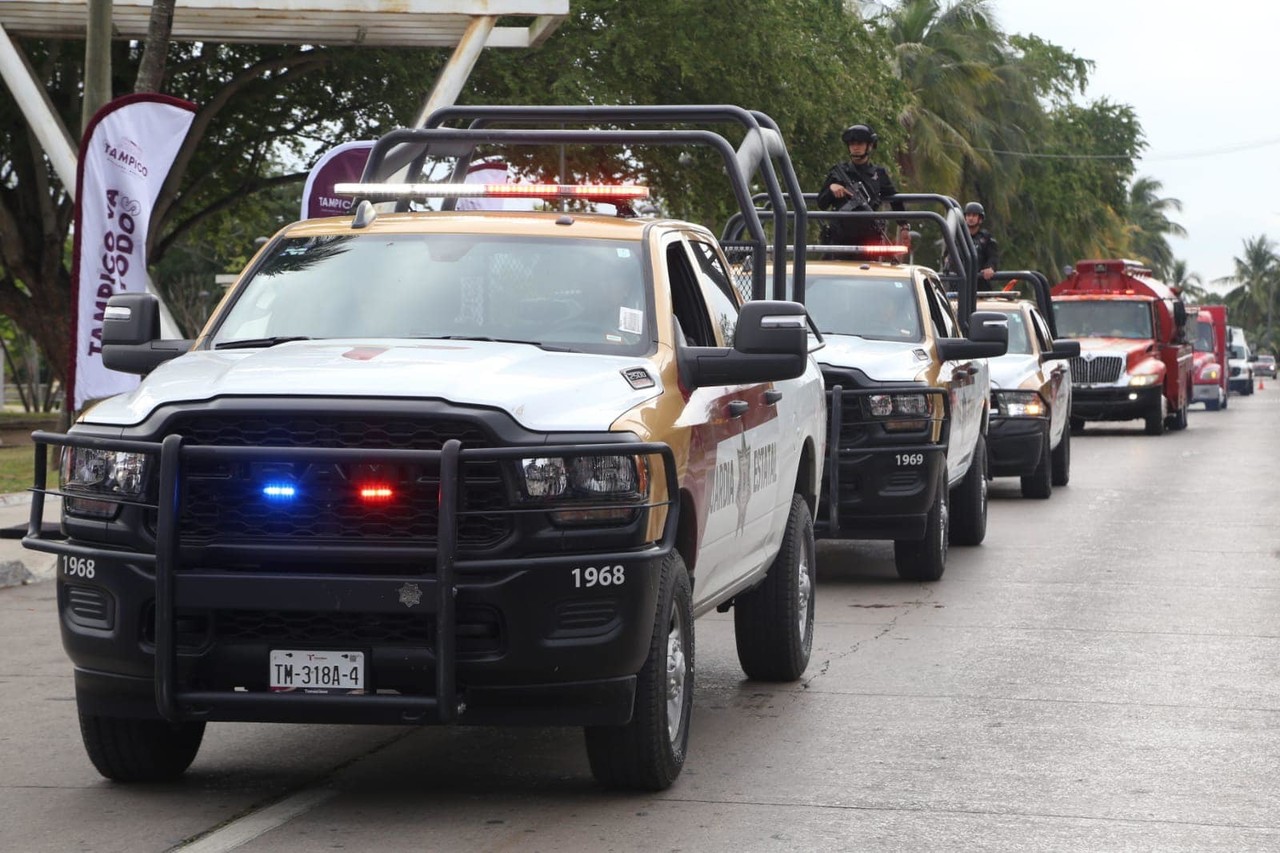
360;105;810;303
988;270;1058;338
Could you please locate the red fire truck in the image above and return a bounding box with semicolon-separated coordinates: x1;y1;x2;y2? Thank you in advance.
1051;259;1193;435
1191;305;1229;411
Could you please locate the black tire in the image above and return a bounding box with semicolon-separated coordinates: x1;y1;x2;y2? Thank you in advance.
1143;398;1166;435
949;437;988;546
894;465;948;582
734;494;816;682
78;711;205;783
1244;375;1255;395
1050;424;1071;487
1069;416;1086;435
585;552;693;791
1205;397;1220;412
1020;432;1052;499
1166;402;1188;430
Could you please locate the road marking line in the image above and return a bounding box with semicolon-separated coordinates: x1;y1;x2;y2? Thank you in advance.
170;787;336;853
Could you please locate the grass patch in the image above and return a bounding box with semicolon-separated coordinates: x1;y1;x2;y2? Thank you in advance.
0;444;54;495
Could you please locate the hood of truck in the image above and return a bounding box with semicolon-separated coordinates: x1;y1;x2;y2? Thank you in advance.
1071;337;1158;371
988;353;1043;391
816;335;931;383
80;340;664;432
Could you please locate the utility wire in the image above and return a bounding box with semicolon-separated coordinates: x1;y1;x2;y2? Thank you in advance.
953;134;1280;161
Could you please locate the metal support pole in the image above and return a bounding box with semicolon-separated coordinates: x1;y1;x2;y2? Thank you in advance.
412;16;496;128
83;0;113;131
0;23;78;197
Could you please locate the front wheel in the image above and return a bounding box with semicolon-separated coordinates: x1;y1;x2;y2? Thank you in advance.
1144;396;1167;435
734;494;816;681
1166;401;1188;430
1020;431;1052;499
1070;416;1086;435
949;437;988;546
78;711;205;782
585;551;694;791
894;465;949;581
1050;425;1071;487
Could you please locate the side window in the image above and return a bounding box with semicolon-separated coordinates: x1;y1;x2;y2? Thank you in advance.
1029;309;1054;353
687;238;739;347
666;241;716;347
923;278;959;339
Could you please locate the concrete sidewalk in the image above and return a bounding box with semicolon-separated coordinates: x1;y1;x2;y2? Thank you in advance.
0;492;60;588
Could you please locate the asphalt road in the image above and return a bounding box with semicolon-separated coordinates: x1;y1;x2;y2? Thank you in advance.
2;391;1277;852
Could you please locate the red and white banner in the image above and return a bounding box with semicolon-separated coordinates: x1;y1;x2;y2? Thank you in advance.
69;93;196;411
301;141;374;220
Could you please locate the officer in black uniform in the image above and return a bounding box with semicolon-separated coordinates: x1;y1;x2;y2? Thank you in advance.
816;124;909;254
964;201;1000;280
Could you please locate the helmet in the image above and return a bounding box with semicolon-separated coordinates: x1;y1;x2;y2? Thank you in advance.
841;124;878;146
964;201;985;219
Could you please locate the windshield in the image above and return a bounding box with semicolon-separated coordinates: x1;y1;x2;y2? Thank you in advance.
993;308;1033;355
1052;300;1153;339
1193;320;1215;353
801;275;923;342
212;234;651;355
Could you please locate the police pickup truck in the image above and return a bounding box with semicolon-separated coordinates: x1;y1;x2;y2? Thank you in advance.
25;106;827;792
723;196;1008;582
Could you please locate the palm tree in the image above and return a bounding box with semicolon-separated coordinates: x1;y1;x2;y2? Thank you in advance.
1167;259;1208;303
1213;235;1278;350
1125;176;1186;280
880;0;1007;194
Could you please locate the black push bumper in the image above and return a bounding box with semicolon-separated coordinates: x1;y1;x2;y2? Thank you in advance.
1070;386;1162;421
27;434;678;727
816;384;949;542
987;416;1048;477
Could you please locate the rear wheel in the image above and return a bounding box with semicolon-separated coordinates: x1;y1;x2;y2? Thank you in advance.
585;552;693;791
949;437;988;546
734;494;815;681
1020;432;1052;499
894;465;948;582
1050;425;1071;487
78;710;205;783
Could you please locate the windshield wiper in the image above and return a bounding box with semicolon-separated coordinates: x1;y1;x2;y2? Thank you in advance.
215;336;313;350
423;335;571;352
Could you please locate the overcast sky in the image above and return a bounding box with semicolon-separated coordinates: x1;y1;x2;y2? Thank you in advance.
992;0;1280;287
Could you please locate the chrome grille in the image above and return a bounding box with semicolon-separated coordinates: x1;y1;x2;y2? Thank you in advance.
1070;355;1123;384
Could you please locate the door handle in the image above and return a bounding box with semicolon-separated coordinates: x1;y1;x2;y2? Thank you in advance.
763;389;783;405
727;400;750;418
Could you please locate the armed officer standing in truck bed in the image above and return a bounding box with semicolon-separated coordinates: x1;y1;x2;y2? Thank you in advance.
816;124;909;254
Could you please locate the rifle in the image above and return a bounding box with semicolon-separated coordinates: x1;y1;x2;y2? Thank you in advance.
830;165;887;241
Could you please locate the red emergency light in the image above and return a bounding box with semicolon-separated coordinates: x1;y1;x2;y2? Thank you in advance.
357;484;396;504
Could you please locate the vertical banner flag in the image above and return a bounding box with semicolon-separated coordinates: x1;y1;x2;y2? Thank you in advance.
301;141;375;220
69;93;196;411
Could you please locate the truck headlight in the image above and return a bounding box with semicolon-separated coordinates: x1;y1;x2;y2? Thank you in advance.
1196;364;1221;382
60;447;149;518
1128;373;1161;387
519;454;647;525
993;390;1046;417
868;392;936;431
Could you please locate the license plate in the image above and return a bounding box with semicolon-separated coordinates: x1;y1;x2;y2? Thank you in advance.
270;650;364;692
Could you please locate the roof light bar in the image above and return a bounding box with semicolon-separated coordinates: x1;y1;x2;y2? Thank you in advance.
810;244;909;255
333;182;650;202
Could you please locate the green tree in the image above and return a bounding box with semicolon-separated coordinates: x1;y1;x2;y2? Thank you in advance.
1215;235;1278;351
1167;258;1208;303
1125;176;1186;281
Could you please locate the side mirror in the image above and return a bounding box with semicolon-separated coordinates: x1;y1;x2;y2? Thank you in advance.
936;310;1009;360
684;300;808;387
101;293;193;375
1173;300;1188;327
1044;338;1081;361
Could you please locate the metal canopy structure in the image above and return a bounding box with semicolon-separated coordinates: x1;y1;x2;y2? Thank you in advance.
0;1;566;49
0;0;569;196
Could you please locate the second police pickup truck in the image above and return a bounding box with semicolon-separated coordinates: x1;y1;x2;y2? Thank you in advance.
723;196;1009;581
25;106;828;792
